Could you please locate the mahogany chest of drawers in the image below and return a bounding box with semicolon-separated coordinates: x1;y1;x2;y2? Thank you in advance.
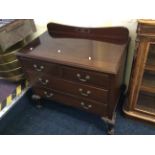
16;23;129;134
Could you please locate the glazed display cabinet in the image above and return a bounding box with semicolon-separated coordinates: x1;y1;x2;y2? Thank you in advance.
124;20;155;123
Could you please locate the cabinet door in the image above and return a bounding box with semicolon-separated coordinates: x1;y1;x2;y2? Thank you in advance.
136;43;155;115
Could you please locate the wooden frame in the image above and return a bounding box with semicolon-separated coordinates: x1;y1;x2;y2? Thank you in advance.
124;20;155;123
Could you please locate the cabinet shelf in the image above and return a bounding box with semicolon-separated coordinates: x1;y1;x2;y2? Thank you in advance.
137;91;155;115
146;50;155;63
140;85;155;93
141;74;155;93
145;64;155;72
141;72;155;93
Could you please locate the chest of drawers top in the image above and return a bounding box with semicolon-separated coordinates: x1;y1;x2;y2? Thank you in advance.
17;31;127;75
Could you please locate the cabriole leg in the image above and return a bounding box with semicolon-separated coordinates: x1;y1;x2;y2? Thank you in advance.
101;113;116;135
32;94;43;108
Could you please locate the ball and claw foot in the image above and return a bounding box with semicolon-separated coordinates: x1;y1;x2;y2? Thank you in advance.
101;116;115;135
32;94;43;109
107;124;115;135
36;104;43;109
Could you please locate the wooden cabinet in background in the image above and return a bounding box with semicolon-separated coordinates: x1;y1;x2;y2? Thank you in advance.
124;20;155;123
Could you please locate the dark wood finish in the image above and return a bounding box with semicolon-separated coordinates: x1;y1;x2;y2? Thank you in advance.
33;87;107;116
27;72;108;104
62;66;109;89
124;20;155;123
17;31;128;74
47;22;129;44
17;23;129;134
19;57;62;77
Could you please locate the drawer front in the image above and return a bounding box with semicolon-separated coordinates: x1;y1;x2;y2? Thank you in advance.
33;87;107;116
19;58;62;77
62;66;109;89
31;74;108;104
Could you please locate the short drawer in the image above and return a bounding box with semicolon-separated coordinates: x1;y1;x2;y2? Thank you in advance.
33;87;107;116
62;66;109;89
18;58;62;77
31;74;108;104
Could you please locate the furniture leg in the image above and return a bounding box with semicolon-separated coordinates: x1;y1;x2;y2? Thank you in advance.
101;113;116;135
32;94;43;108
106;121;115;135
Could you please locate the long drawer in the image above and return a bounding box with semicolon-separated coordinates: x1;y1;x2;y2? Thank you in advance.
33;87;107;116
29;73;108;104
62;66;109;89
19;57;110;89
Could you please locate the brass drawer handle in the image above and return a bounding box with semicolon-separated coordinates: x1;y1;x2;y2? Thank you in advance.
38;78;49;85
44;91;54;98
80;102;92;110
33;64;44;72
76;73;90;82
78;88;91;97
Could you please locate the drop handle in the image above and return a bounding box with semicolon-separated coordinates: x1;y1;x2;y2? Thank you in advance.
38;78;49;85
80;102;92;110
76;73;90;82
33;64;44;72
44;91;54;98
78;88;91;97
